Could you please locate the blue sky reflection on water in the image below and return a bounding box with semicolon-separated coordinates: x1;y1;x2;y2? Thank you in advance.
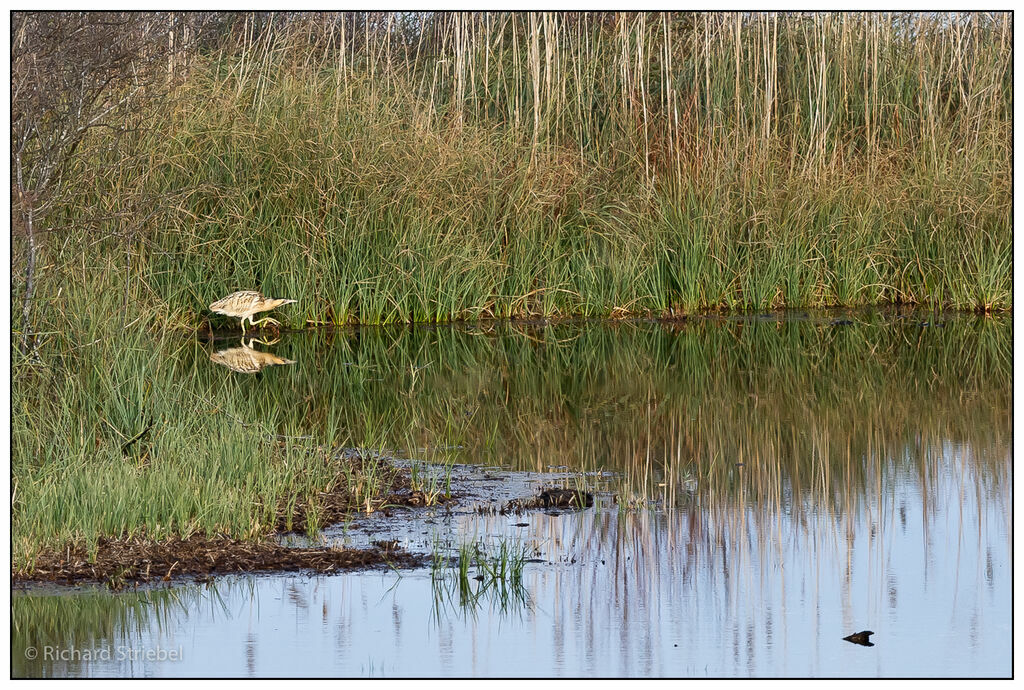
14;442;1010;678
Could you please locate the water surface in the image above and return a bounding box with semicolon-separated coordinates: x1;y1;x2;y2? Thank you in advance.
13;312;1012;677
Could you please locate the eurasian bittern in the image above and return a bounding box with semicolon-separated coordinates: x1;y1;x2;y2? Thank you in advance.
209;290;296;332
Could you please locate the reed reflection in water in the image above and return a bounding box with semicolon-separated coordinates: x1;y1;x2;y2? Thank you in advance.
12;313;1011;677
12;432;1009;677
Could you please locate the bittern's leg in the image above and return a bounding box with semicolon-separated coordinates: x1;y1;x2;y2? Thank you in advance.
246;335;278;347
253;316;281;329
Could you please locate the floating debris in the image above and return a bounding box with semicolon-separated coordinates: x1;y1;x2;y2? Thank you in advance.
843;630;875;646
502;488;594;513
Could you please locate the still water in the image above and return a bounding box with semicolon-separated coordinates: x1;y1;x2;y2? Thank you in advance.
12;312;1012;677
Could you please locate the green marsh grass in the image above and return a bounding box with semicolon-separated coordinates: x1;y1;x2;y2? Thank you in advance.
13;13;1009;343
408;453;455;505
430;538;530;617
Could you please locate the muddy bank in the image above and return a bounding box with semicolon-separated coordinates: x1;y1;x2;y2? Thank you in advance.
14;453;599;588
15;534;424;589
15;449;435;588
273;448;455;535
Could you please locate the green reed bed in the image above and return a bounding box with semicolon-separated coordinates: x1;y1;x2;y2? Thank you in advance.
15;13;1009;342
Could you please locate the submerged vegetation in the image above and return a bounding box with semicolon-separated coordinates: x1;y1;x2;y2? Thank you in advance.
10;12;1011;573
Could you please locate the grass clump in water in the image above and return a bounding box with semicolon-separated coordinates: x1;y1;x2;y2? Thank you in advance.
431;538;531;617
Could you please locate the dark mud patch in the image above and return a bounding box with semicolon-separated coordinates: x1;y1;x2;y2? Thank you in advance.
311;464;613;556
502;488;594;512
16;534;423;589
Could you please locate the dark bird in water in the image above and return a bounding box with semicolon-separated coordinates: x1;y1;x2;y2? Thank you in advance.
843;630;875;646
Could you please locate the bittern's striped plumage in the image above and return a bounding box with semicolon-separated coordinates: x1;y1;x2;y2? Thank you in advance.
209;290;296;332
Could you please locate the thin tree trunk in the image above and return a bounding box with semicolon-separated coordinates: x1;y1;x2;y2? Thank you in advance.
20;202;37;357
15;150;37;357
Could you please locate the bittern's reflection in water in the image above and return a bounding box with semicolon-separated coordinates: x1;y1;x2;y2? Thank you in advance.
209;336;296;374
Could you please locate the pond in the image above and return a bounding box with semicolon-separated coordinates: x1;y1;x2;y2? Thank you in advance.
12;311;1012;677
